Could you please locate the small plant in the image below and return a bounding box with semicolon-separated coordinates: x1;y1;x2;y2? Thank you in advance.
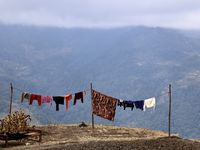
0;110;31;133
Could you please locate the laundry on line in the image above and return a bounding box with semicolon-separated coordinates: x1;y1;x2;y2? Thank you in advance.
19;87;156;121
117;97;156;111
20;91;86;111
92;89;117;121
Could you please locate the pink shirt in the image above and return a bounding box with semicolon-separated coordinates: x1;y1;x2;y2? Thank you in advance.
41;96;53;105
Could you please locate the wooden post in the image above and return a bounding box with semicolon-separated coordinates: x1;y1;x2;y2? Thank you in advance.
168;84;172;137
90;83;94;129
9;83;13;114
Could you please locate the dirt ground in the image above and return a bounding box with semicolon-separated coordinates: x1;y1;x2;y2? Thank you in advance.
1;124;200;150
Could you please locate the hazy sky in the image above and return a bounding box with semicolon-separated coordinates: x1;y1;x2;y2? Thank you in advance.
0;0;200;29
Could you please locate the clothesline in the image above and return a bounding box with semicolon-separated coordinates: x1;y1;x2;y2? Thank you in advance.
0;89;10;94
1;83;184;101
13;87;91;97
116;91;168;103
0;82;175;124
0;93;10;97
2;86;169;106
155;91;169;98
1;81;189;98
13;87;24;93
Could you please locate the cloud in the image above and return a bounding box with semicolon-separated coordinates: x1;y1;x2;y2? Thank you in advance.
0;0;200;29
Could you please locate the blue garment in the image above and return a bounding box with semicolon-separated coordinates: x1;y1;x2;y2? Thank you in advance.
134;100;144;111
118;100;134;110
124;100;134;110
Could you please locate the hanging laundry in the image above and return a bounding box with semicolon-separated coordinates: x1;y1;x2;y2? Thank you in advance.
118;100;135;110
65;94;72;110
144;97;156;111
53;96;65;111
117;99;124;107
123;100;135;110
134;100;144;111
73;91;85;105
92;90;117;121
29;94;42;106
41;96;53;105
21;92;31;103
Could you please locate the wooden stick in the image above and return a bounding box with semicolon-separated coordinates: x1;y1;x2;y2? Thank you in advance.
90;83;94;129
9;83;13;114
168;84;172;137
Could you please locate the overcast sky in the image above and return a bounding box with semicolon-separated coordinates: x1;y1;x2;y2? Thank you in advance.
0;0;200;29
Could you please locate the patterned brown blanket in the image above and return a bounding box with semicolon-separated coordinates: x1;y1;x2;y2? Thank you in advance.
92;90;117;121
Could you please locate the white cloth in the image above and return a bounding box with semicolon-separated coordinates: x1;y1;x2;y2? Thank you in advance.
119;99;123;103
21;92;31;103
144;97;156;111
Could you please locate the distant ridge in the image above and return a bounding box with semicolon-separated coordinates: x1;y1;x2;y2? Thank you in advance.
0;24;200;139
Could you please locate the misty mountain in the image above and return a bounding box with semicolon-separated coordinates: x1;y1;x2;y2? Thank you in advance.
0;24;200;139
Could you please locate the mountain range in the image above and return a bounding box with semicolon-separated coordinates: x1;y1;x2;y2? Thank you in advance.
0;24;200;139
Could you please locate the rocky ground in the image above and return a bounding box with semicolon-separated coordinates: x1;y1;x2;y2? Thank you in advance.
0;124;200;150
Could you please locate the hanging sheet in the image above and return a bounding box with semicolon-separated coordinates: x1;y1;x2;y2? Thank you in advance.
92;90;117;121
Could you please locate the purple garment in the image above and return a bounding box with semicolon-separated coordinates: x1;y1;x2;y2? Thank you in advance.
134;100;144;111
73;92;84;105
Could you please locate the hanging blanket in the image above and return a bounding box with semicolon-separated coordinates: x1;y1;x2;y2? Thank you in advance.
92;90;117;121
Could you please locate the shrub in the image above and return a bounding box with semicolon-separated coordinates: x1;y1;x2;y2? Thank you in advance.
0;110;31;133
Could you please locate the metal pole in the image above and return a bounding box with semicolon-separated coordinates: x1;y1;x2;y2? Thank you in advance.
90;83;94;129
9;83;13;114
168;84;172;137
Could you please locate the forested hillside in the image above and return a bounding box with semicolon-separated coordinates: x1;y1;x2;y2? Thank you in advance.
0;24;200;139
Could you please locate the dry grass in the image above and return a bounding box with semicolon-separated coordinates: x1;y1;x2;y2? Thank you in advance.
1;124;200;150
0;110;31;133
